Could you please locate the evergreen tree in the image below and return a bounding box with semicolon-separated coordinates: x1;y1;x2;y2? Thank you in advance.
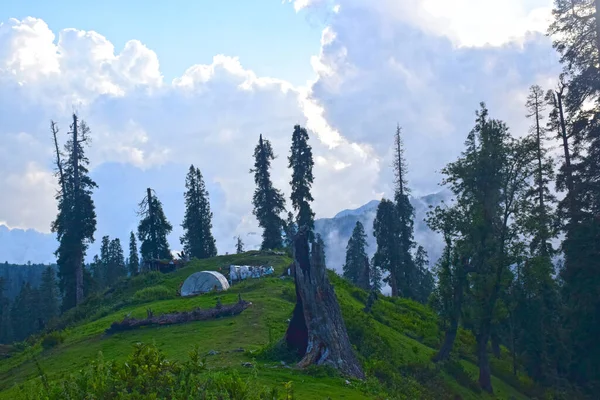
138;188;173;263
51;116;97;310
106;238;126;286
436;104;531;392
251;134;286;250
128;232;140;276
0;278;13;344
181;166;217;259
283;211;297;251
235;236;245;254
38;266;60;324
393;125;417;299
413;245;434;304
10;283;41;342
510;85;562;384
370;259;383;293
288;125;315;241
373;199;400;296
549;1;600;388
93;235;111;289
343;221;370;290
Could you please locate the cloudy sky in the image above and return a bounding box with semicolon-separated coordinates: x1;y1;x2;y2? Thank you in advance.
0;0;561;255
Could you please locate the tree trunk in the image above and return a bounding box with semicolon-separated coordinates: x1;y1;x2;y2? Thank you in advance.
72;114;84;306
434;258;467;363
434;318;458;362
389;267;399;297
491;331;501;359
556;88;576;220
477;330;493;393
284;227;365;379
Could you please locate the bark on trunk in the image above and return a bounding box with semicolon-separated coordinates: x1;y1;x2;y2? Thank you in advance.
477;331;494;393
491;332;501;359
434;319;458;362
434;258;468;363
284;227;365;379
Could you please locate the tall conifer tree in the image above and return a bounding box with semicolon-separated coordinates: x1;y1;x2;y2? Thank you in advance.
138;188;173;263
343;221;369;290
251;135;286;250
39;266;60;323
288;125;315;241
128;232;140;276
181;166;217;259
549;1;600;388
393;125;417;299
373;199;400;297
51;115;97;310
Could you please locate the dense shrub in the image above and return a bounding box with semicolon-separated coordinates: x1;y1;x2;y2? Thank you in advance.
22;343;293;400
132;285;173;302
41;331;65;350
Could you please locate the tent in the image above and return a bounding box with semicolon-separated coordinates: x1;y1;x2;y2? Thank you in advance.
229;265;274;282
180;271;230;297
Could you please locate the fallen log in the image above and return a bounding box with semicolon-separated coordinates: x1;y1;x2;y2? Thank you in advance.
105;299;251;334
284;226;365;379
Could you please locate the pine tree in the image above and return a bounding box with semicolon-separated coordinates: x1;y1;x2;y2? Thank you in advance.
10;283;41;342
549;1;600;389
138;188;173;263
283;212;297;251
288;125;315;241
106;238;126;286
370;259;383;293
235;236;244;254
181;166;217;259
251;134;287;250
437;104;532;392
373;199;400;296
393;125;418;300
510;85;562;384
38;266;60;324
413;245;434;304
343;221;370;290
51;116;97;310
0;278;13;344
128;232;140;276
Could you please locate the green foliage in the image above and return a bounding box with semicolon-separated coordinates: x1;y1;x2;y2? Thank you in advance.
343;221;370;290
22;343;290;400
41;331;65;350
137;188;174;263
288;125;315;240
128;231;140;276
181;165;217;259
132;285;174;303
251;135;287;250
51;115;98;311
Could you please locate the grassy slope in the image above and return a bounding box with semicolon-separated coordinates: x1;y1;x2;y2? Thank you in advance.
0;252;530;399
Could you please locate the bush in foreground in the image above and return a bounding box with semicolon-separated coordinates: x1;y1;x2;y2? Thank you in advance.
22;343;293;400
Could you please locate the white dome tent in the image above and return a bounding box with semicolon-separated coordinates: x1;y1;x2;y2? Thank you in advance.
180;271;230;297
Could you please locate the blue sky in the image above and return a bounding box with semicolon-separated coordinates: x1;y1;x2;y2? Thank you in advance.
0;0;322;86
0;0;561;261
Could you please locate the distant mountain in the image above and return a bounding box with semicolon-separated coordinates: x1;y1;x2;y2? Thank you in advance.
0;225;57;265
315;190;452;275
0;190;452;269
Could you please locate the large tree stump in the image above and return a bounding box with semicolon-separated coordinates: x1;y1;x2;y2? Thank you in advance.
284;227;365;379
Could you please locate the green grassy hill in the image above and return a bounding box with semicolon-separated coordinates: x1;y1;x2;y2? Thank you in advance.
0;252;538;399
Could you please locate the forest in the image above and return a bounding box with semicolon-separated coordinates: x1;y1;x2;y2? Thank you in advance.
0;0;599;398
